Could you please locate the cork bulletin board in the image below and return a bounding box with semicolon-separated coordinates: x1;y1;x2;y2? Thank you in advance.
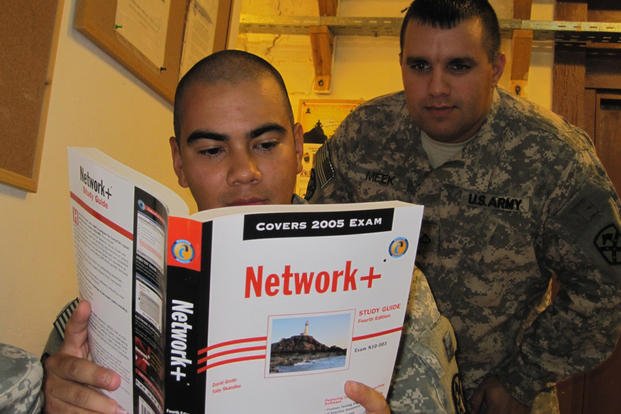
0;1;64;192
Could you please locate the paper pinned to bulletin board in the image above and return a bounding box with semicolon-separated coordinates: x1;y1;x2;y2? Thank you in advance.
296;99;363;198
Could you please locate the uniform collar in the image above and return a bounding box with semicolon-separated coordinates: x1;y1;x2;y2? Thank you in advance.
422;89;504;192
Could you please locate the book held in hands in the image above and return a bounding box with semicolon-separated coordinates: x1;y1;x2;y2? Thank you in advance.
67;147;424;414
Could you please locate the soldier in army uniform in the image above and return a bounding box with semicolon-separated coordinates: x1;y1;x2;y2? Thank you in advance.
42;50;462;413
306;0;621;413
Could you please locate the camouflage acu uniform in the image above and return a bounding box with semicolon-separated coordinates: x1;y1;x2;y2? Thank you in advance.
390;268;464;413
301;195;463;413
0;343;43;413
307;88;621;408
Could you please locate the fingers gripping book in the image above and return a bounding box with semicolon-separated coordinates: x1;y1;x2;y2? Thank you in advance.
67;147;425;414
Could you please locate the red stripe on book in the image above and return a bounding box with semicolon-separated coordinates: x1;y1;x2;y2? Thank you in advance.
352;326;402;341
198;336;268;355
197;354;266;374
197;345;267;364
70;192;133;240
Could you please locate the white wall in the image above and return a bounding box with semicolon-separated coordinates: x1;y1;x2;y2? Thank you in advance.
0;0;192;354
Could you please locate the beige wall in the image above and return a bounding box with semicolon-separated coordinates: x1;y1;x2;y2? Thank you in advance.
0;0;556;355
0;0;192;354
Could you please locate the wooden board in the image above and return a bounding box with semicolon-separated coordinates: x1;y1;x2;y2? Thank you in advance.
0;0;64;192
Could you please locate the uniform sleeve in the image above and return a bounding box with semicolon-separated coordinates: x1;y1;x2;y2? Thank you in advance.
305;115;358;204
0;343;44;414
494;152;621;404
389;269;465;413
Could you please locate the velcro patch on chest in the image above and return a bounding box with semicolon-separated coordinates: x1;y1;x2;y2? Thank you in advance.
464;192;530;213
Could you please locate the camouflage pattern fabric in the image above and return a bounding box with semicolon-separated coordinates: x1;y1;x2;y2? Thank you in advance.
0;343;43;414
389;268;464;413
307;88;621;408
300;195;463;412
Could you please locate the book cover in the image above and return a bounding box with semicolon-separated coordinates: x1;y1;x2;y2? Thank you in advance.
67;147;424;414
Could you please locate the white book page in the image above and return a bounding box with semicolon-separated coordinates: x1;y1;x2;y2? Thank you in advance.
68;148;138;409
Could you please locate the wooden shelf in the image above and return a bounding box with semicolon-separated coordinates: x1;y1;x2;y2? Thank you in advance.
238;6;620;96
239;14;621;45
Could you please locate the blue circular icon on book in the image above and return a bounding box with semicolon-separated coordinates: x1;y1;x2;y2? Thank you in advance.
172;239;194;264
389;237;409;258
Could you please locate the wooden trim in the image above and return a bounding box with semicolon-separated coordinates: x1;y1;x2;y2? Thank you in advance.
74;0;233;103
553;47;586;128
554;1;588;21
309;25;334;93
552;1;588;127
513;0;532;20
309;0;338;93
509;0;533;97
586;54;621;89
74;0;189;104
317;0;338;16
584;88;596;141
214;0;234;53
510;29;533;97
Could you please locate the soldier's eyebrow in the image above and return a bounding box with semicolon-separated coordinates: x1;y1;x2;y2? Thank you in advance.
448;57;477;66
404;56;428;65
184;123;287;145
404;56;478;67
186;130;226;144
249;123;287;138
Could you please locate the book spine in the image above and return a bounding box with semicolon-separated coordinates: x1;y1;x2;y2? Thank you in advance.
165;218;211;413
132;188;168;414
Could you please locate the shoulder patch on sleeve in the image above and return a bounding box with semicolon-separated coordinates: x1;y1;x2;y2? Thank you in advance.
305;145;335;200
314;144;335;190
594;223;621;265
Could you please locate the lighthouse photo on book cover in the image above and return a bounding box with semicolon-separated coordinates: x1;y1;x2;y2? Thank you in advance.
267;311;353;376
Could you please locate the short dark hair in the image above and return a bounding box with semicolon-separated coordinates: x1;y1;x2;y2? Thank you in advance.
399;0;501;62
173;49;294;138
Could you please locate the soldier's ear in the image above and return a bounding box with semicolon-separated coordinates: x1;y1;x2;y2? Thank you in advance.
491;53;506;86
170;137;189;188
293;123;304;174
